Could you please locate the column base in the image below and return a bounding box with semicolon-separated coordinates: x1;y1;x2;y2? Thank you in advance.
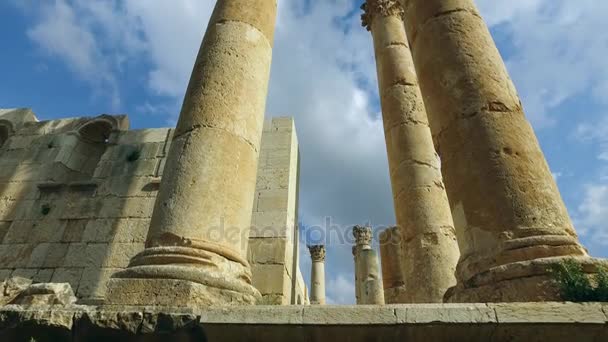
106;277;258;307
384;285;409;304
104;246;261;307
445;256;608;303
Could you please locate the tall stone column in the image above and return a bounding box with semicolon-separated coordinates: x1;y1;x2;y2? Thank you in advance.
106;0;277;306
400;0;607;302
362;0;460;302
308;245;326;305
353;226;385;305
379;227;408;303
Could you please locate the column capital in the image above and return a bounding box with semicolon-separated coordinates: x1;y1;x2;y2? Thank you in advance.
308;245;326;262
353;225;372;247
361;0;404;31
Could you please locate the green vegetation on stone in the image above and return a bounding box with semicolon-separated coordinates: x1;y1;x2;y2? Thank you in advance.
550;259;608;302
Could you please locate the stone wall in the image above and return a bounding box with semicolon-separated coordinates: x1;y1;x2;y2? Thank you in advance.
248;118;304;305
0;108;307;305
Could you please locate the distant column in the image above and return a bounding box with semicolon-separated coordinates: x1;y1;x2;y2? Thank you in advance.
353;226;385;305
362;0;460;302
379;227;408;303
106;0;278;306
400;0;607;301
308;245;326;305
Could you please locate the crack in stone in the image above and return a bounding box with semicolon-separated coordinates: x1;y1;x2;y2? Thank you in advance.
409;7;482;49
173;124;258;153
383;117;429;134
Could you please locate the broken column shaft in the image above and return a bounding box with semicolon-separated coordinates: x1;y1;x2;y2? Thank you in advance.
400;0;607;301
362;0;460;303
379;227;408;303
106;0;278;306
353;226;385;305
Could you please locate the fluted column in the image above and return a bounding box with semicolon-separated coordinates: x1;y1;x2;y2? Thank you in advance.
362;0;460;303
106;0;277;306
400;0;607;302
308;245;326;305
353;226;385;305
379;227;408;303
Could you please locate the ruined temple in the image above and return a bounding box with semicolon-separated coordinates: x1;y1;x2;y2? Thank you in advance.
1;0;607;341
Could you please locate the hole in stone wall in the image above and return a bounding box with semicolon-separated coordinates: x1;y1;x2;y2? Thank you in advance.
0;125;10;148
78;120;113;144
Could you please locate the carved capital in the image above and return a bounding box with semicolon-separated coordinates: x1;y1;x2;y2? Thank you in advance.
361;0;404;31
353;225;373;246
308;245;326;262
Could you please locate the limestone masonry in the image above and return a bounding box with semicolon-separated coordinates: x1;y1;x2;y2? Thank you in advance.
0;108;307;306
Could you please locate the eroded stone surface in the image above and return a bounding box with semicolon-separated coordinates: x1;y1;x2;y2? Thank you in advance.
1;303;607;341
397;304;496;324
363;0;459;303
399;0;606;302
0;277;32;306
492;302;606;324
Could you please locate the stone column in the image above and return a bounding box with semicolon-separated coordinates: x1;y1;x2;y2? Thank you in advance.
106;0;277;306
362;0;460;303
353;226;385;305
308;245;326;305
379;227;407;303
400;0;607;302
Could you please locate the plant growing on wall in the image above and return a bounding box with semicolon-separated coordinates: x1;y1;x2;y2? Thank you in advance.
550;259;608;302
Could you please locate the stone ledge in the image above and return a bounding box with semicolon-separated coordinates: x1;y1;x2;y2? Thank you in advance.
0;303;607;341
492;302;606;324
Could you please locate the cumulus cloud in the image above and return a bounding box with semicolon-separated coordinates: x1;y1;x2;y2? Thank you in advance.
477;0;608;127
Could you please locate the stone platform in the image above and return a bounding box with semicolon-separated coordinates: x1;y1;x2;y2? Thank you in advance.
1;303;607;341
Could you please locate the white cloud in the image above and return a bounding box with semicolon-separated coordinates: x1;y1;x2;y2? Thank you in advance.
326;273;356;305
476;0;608;127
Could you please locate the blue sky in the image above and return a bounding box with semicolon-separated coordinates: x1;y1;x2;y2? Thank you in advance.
1;0;607;304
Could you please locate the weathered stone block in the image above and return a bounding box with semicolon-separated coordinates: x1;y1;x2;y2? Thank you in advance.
492;302;607;324
255;189;289;212
28;220;65;243
250;211;290;237
0;244;34;268
82;220;115;243
64;243;88;267
202;306;303;324
96;176;160;198
302;306;398;325
77;267;121;299
2;221;35;244
251;264;289;295
85;243;144;268
0;269;12;281
10;269;37;280
248;237;289;265
99;197;155;219
0;222;11;242
116;129;170;145
32;269;54;283
256;168;291;190
42;243;68;268
398;304;496;323
113;219;149;243
27;243;51;268
61;220;87;242
51;267;83;291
